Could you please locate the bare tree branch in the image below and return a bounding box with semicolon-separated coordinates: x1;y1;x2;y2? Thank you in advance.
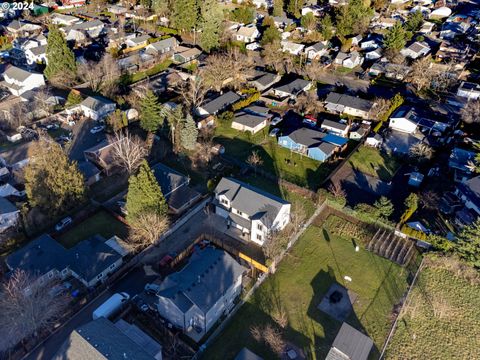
128;212;170;249
111;131;148;174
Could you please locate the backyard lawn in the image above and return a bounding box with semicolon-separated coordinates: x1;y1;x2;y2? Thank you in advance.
348;146;400;182
202;216;409;360
385;256;480;359
56;210;128;248
214;119;333;189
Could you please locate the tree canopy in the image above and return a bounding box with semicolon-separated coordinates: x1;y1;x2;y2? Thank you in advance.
335;0;374;37
383;21;407;52
24;139;85;216
125;160;168;223
44;26;77;83
199;0;223;52
172;0;198;31
180;113;199;150
140;90;165;133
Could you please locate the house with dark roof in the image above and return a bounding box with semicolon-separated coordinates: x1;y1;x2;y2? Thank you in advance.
324;92;375;119
6;234;125;287
400;41;431;59
272;78;312;99
196;91;241;116
0;141;36;169
456;175;480;217
214;177;291;245
278;127;341;161
153;247;245;336
53;317;162;360
0;197;19;232
457;81;480;100
249;70;281;91
2;65;45;96
326;322;373;360
84;138;122;176
305;41;329;60
151;163;201;214
231;112;268;134
77;161;101;186
449;147;476;182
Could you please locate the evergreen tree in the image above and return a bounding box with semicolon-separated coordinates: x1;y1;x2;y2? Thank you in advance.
405;10;424;33
199;0;223;53
319;14;333;40
126;160;168;223
261;24;281;45
140;90;164;133
457;220;480;268
374;196;394;219
24;140;85;216
180;113;198;150
336;0;374;37
166;104;184;152
383;21;407;52
272;0;284;17
152;0;169;15
65;90;83;107
172;0;197;31
286;0;304;18
44;26;77;82
231;6;255;24
300;13;317;31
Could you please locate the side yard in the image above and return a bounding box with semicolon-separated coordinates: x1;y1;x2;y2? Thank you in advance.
214;118;339;190
201;215;409;359
347;145;400;182
56;210;128;248
385;256;480;359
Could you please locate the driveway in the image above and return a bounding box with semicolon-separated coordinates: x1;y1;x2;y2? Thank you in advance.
67;118;106;162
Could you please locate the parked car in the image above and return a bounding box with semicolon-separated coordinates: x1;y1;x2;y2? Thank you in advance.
92;292;130;320
271;117;283;126
269;128;280;137
303;115;317;127
90;125;105;134
55;217;72;232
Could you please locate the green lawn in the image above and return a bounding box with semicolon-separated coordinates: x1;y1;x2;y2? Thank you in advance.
129;59;172;83
214;119;333;189
56;210;128;248
385;256;480;359
202;216;409;360
348;146;400;182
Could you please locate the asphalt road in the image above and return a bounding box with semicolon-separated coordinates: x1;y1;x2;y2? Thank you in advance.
67;118;106;162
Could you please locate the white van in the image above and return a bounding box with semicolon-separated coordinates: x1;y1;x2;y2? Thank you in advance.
92;292;130;320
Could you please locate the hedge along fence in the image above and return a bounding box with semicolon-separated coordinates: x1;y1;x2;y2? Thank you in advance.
401;224;429;241
373;93;405;133
232;91;261;111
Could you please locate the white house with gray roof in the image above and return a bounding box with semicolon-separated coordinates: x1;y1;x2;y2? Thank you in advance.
400;41;431;59
154;247;245;335
214;177;291;245
70;95;116;120
145;37;178;57
196;91;241;116
2;66;45;96
272;78;312;99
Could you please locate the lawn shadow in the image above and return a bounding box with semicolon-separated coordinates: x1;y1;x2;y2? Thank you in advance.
305;267;380;359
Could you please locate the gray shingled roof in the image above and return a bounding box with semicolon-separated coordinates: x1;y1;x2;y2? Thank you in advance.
215;177;290;225
233;112;266;128
53;318;156;360
325;92;374;112
4;65;38;82
157;247;246;313
201;91;241;114
0;141;36;166
148;37;176;51
318;141;337;155
0;197;18;215
6;234;121;282
321;119;349;131
251;72;279;88
274;78;311;95
285;127;326;147
29;45;47;56
326;322;373;360
81;96;115;111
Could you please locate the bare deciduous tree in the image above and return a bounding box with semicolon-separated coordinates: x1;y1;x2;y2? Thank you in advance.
293;91;323;115
328;181;346;200
301;61;325;82
0;270;68;353
370;97;391;121
175;75;207;110
111;131;147;174
461;100;480;124
289;200;307;234
264;324;285;355
247;150;264;176
193;138;214;167
78;55;121;97
420;190;440;210
408;56;435;92
128;211;170;249
4;102;30;131
409;142;434;162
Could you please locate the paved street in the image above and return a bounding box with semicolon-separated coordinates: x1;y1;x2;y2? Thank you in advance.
67;118;106;162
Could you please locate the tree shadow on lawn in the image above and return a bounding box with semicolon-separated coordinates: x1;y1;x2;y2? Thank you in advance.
306;267;381;359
